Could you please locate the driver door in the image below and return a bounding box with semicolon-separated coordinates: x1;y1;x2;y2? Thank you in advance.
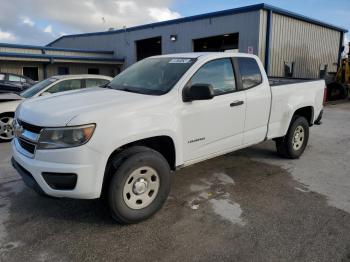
181;58;246;162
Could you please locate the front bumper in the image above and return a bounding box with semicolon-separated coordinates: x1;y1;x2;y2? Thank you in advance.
11;157;46;196
11;139;107;199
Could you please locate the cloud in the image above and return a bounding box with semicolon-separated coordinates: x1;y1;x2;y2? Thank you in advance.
21;17;35;27
44;25;53;34
0;28;16;41
0;0;180;45
148;7;181;22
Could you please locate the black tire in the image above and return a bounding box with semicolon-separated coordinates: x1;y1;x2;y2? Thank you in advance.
107;146;171;224
0;112;15;143
275;116;309;159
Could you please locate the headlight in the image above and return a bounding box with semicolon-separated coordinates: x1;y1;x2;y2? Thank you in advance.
37;124;96;149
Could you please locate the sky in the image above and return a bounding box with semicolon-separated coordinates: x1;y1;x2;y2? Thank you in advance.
0;0;349;48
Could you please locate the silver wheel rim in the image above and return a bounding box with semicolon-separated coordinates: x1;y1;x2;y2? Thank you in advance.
123;166;160;210
292;125;305;151
0;116;14;140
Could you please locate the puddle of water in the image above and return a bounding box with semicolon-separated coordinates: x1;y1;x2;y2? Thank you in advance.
209;198;245;226
213;172;235;185
189;172;245;225
37;251;68;262
190;184;210;192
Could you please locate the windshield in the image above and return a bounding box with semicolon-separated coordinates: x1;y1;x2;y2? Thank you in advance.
20;78;58;98
108;57;196;95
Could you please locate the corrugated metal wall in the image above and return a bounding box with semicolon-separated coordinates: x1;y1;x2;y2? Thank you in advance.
0;61;120;80
44;50;112;58
258;10;268;66
0;46;121;80
46;63;120;77
0;47;42;54
0;61;44;80
50;11;262;67
269;13;341;78
0;47;111;58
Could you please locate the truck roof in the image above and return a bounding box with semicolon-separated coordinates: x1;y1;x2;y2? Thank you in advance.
49;74;113;80
152;52;257;59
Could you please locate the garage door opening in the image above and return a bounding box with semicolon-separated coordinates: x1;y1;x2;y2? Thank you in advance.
136;36;162;61
193;33;239;52
23;67;39;81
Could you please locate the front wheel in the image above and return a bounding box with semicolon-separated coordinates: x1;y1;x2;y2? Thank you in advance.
107;146;171;224
0;114;15;142
275;116;309;159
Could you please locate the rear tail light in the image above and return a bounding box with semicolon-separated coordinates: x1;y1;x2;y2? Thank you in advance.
323;86;328;105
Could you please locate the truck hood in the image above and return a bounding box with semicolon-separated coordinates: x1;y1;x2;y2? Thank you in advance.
0;93;23;102
17;87;157;127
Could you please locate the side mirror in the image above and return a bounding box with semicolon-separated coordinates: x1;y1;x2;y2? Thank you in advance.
183;84;215;102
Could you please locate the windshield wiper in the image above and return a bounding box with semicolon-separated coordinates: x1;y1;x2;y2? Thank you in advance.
117;87;143;94
102;84;156;95
101;83;114;89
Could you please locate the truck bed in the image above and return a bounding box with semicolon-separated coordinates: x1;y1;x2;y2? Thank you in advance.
269;77;318;86
267;77;325;140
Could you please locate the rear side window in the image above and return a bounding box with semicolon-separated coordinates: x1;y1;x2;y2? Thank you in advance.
0;74;5;81
237;58;262;89
85;79;109;88
8;75;21;82
47;79;82;93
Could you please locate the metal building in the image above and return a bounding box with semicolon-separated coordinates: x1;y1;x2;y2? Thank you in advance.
28;4;350;79
0;43;124;81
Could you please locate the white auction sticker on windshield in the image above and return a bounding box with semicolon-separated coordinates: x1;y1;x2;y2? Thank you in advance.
169;58;192;64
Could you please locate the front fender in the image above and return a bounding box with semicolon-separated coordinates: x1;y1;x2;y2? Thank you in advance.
73;110;183;167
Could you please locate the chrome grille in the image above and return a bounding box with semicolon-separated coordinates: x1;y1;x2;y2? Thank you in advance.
18;139;36;154
14;119;42;158
17;119;43;133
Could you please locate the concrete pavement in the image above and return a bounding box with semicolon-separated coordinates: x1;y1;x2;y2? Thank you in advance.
0;103;350;262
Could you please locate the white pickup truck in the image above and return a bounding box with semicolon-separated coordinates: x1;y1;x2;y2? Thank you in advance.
11;53;325;224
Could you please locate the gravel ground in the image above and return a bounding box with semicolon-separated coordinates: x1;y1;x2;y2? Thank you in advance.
0;102;350;262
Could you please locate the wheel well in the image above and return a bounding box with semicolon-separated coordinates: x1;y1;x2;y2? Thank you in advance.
108;136;176;171
293;106;314;126
0;112;15;118
101;136;176;197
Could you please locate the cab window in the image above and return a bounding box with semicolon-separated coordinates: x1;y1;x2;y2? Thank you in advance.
189;58;236;96
237;57;262;89
47;79;82;94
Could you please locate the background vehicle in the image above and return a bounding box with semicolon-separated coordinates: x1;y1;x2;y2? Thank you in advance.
0;74;112;141
326;42;350;101
11;53;325;224
0;73;35;94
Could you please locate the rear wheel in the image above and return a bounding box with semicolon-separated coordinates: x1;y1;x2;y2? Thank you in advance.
0;113;15;142
275;116;309;159
107;146;171;224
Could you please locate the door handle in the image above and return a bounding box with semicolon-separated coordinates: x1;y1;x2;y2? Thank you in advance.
230;100;244;107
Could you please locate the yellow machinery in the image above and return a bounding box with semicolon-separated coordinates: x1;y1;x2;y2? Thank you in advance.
327;42;350;101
